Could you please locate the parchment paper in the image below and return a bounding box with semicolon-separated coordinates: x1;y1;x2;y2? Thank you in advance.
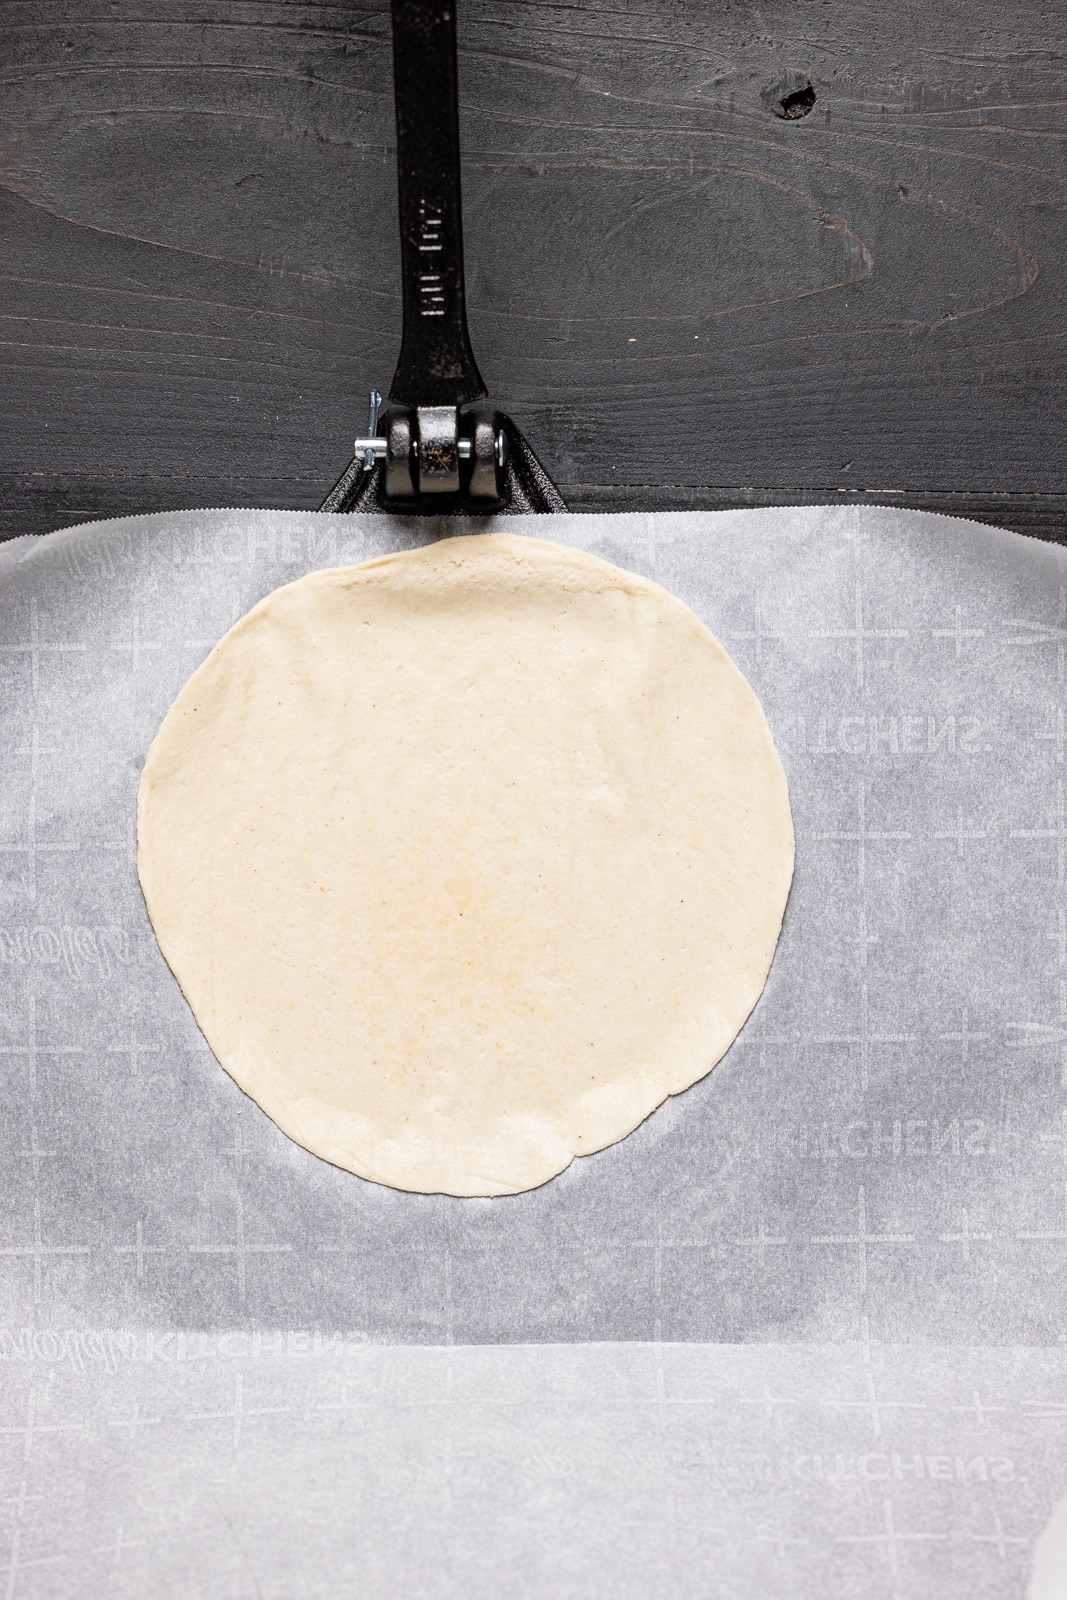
2;505;1065;1597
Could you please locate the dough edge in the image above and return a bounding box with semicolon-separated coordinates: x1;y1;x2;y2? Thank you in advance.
137;532;795;1197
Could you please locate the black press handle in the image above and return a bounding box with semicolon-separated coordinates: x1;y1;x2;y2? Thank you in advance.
388;0;487;408
318;0;567;513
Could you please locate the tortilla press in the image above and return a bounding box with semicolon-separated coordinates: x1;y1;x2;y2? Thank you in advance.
320;0;567;517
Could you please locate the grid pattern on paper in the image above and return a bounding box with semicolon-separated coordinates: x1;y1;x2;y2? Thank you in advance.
0;505;1065;1352
0;1335;1063;1600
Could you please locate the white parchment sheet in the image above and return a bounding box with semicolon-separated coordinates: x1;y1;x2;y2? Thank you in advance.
1;506;1066;1597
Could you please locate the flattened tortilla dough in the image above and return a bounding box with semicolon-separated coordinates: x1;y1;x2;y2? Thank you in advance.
137;533;794;1196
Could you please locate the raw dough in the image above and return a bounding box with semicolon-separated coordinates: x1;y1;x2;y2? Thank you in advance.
137;533;794;1196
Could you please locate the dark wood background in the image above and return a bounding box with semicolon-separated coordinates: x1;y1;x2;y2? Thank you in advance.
3;0;1066;541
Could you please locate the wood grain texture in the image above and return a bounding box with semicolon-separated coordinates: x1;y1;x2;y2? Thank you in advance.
2;0;1066;538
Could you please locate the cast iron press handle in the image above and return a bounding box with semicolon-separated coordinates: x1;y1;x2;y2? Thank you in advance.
321;0;566;514
389;0;484;410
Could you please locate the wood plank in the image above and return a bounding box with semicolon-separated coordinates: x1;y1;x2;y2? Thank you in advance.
3;0;1066;538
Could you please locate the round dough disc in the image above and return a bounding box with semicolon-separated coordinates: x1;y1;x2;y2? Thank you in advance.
138;533;794;1196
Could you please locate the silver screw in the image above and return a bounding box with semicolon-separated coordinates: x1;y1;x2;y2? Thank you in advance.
361;389;382;471
353;414;510;476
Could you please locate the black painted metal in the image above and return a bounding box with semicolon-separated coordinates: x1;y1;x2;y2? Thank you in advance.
388;0;486;408
321;410;567;515
324;0;566;514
